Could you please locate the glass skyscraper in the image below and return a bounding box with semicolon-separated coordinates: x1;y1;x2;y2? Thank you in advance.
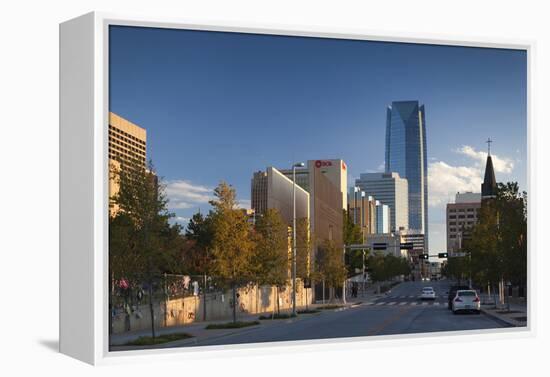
385;100;428;250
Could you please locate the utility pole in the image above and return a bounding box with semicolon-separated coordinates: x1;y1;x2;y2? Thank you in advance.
291;162;304;316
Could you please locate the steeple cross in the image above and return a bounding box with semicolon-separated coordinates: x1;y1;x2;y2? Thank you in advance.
486;138;492;155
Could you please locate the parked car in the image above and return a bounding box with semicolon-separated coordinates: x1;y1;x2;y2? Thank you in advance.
451;290;481;314
447;285;470;309
420;287;436;300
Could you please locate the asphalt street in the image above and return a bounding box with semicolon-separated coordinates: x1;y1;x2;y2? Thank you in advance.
163;280;509;348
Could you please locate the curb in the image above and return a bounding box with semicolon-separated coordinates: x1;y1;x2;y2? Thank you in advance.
480;308;522;328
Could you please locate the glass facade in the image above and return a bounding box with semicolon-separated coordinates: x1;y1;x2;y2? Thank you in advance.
385;101;428;250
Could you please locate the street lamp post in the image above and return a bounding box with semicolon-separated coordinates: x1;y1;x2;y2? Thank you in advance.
292;162;304;317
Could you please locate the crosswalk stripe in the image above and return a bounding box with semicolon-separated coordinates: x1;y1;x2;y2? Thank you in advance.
370;301;449;307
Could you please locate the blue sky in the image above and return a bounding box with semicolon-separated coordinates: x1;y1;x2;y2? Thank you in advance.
109;26;527;253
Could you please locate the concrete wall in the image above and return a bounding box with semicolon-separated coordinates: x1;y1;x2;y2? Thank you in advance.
112;281;313;334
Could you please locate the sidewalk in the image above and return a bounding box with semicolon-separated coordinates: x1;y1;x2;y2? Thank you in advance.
110;305;325;350
478;294;527;327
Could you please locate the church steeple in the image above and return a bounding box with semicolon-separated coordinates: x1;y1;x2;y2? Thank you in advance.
481;138;497;200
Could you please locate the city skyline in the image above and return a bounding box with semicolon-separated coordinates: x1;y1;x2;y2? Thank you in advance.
109;25;527;253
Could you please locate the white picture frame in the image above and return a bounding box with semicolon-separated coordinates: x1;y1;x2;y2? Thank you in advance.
59;11;535;365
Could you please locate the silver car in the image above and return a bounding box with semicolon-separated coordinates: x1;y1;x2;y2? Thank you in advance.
452;290;481;314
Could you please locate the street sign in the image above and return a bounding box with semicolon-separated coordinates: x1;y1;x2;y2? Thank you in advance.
373;243;387;250
400;242;414;250
450;252;467;257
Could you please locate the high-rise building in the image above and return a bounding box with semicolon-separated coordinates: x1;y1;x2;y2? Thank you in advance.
109;112;147;167
446;192;481;255
251;171;268;216
375;201;391;234
250;167;310;227
385;101;428;249
279;159;348;210
355;172;408;232
108;112;148;215
347;187;377;241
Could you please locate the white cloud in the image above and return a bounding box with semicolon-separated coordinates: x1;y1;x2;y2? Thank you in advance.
236;199;251;210
376;162;385;172
427;145;515;208
456;145;514;174
165;180;213;211
428;161;482;207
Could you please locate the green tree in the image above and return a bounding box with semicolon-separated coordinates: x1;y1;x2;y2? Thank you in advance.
209;181;255;323
109;160;178;339
185;212;214;275
343;209;365;278
367;253;409;293
343;209;363;246
315;239;347;302
466;182;527;299
184;211;214;320
252;208;289;315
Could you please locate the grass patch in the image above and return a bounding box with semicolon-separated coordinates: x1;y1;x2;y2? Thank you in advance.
297;309;320;314
205;321;260;330
258;313;297;320
124;332;193;346
317;304;343;310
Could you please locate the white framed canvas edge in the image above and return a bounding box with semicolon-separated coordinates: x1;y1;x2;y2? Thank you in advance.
59;11;536;365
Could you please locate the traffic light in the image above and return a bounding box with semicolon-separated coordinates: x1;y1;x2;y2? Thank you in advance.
419;254;429;260
438;252;448;258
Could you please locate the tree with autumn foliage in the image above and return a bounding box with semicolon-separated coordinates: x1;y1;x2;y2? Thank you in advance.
209;181;255;323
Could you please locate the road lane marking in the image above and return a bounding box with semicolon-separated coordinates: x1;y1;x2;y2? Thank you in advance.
410;302;418;306
387;302;397;305
434;302;440;306
422;302;428;306
376;302;385;305
399;302;407;306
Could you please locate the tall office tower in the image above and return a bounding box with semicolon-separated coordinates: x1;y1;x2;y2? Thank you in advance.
385;101;428;249
355;172;408;232
108;112;147;215
375;201;390;234
109;112;147;167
